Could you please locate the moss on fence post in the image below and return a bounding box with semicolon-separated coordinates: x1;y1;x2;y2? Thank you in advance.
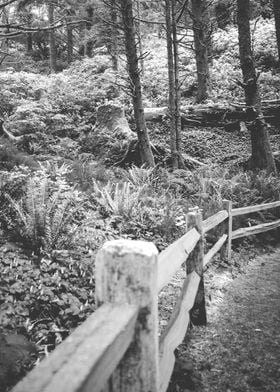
96;239;159;392
221;199;233;263
185;208;207;327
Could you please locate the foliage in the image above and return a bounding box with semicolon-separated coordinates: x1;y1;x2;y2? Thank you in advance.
95;181;145;219
0;140;38;170
2;164;85;255
0;71;47;116
0;249;96;357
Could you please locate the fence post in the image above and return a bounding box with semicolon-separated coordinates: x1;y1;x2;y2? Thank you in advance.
185;207;206;326
221;199;233;263
96;239;159;392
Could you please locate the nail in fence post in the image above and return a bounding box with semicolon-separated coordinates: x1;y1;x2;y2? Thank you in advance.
221;199;233;263
185;208;206;327
96;239;159;392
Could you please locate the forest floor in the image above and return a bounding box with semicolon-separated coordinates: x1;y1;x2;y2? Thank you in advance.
1;122;280;391
168;248;280;392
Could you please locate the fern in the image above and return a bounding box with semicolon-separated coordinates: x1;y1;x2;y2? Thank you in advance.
96;181;145;219
4;167;83;255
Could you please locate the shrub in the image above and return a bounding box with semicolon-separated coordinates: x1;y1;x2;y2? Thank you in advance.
2;164;84;255
0;140;38;170
96;181;145;219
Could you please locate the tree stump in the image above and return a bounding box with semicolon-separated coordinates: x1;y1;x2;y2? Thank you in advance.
86;104;137;165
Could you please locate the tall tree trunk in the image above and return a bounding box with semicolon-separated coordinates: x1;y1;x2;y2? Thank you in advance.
165;0;178;169
135;0;145;74
86;6;94;57
120;0;155;167
1;8;9;55
237;0;276;173
273;0;280;63
26;13;33;55
67;25;73;64
48;3;57;73
108;0;119;71
27;33;33;54
191;0;211;102
171;0;184;168
165;0;185;169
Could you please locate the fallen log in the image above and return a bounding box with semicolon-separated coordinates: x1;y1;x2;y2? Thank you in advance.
0;118;23;142
144;102;280;126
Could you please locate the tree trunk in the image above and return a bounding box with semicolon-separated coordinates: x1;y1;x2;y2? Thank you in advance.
48;3;57;73
237;0;276;173
67;24;73;64
108;0;119;71
273;0;280;63
165;0;178;169
165;0;185;169
135;0;145;74
86;6;94;57
191;0;211;103
171;0;184;168
27;33;33;54
120;0;155;167
26;13;33;55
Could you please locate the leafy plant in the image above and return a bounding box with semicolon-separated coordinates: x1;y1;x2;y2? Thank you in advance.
96;181;145;219
3;165;84;255
127;165;156;187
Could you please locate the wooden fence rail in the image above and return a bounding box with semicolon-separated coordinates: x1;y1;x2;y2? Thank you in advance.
13;199;280;392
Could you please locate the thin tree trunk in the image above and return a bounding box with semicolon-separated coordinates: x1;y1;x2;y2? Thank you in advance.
26;13;33;55
171;0;184;168
135;0;145;74
120;0;155;167
237;0;276;173
108;0;119;71
165;0;178;169
48;3;57;73
86;6;93;57
191;0;211;102
27;33;33;54
273;0;280;63
67;24;73;64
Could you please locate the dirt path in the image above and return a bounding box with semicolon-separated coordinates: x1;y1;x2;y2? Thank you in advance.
172;249;280;392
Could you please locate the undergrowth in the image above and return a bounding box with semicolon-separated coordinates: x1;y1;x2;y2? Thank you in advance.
2;162;280;256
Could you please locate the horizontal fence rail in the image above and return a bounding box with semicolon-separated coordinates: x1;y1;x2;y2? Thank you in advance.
12;198;280;392
13;304;138;392
159;271;200;392
231;200;280;216
232;218;280;239
158;227;200;292
202;209;228;233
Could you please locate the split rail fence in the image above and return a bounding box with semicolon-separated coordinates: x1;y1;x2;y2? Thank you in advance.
13;199;280;392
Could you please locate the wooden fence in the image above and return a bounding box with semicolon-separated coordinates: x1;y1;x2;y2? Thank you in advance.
13;199;280;392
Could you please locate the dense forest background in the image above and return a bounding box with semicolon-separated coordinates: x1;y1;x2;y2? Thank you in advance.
1;1;280;391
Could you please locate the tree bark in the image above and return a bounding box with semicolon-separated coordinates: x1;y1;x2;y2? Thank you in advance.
26;13;33;55
171;0;184;168
108;0;119;71
67;24;73;64
165;0;178;169
237;0;276;173
273;0;280;63
48;3;57;73
165;0;185;169
191;0;211;103
86;6;94;57
120;0;155;167
135;0;145;74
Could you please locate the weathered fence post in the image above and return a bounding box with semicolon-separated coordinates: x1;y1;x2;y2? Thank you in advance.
96;239;159;392
221;199;233;263
185;208;206;326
